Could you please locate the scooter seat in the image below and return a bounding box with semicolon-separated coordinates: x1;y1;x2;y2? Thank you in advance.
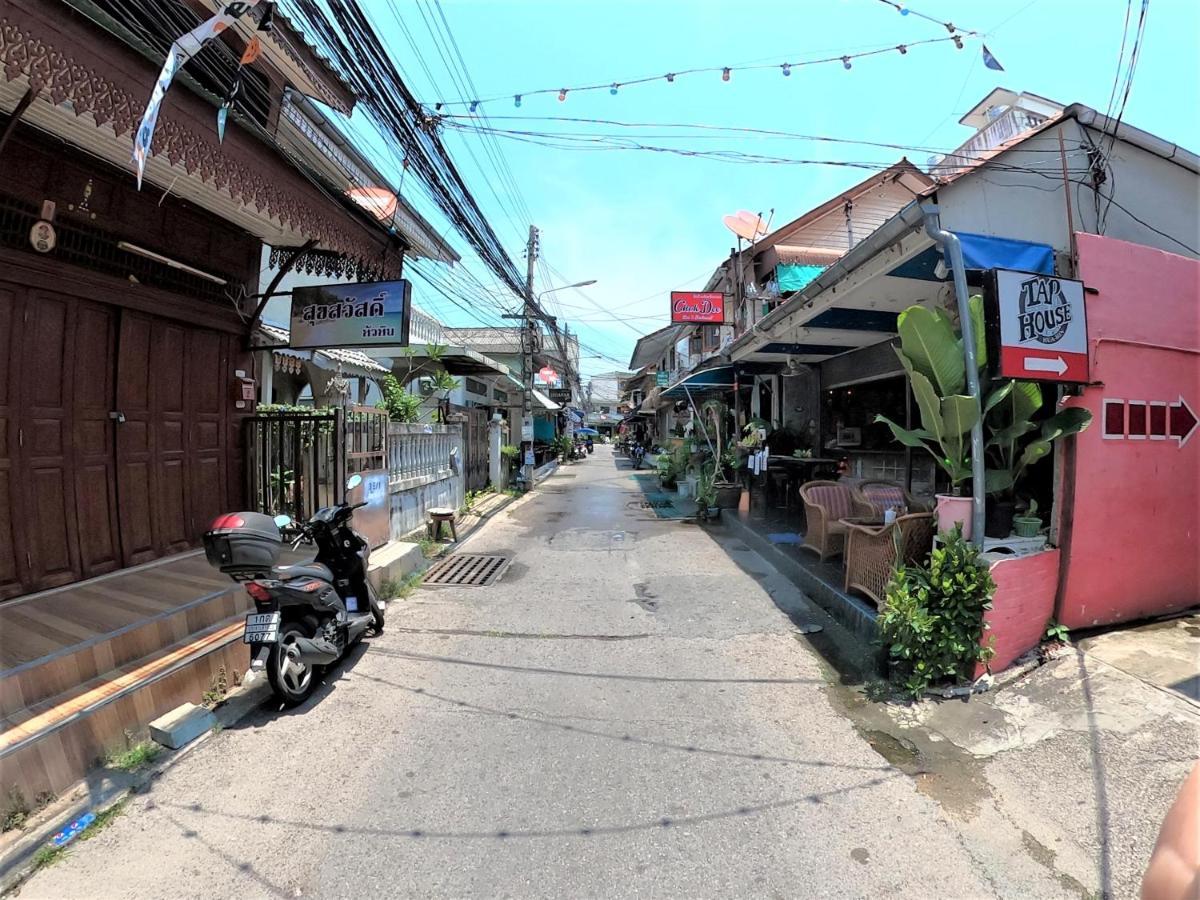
272;562;333;583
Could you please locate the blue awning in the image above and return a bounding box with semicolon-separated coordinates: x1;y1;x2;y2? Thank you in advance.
888;231;1055;281
661;365;738;399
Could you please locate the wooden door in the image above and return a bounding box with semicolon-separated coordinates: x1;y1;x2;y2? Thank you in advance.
0;285;27;599
72;302;121;578
186;329;227;538
115;312;158;566
150;320;189;554
21;291;81;589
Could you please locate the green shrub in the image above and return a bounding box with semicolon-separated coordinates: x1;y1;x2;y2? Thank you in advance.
879;526;996;698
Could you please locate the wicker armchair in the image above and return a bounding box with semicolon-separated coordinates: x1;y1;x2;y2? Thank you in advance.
842;512;936;607
851;480;933;518
798;480;856;561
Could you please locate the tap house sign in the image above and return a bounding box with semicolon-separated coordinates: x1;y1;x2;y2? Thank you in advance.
990;268;1089;383
290;280;412;349
671;291;726;324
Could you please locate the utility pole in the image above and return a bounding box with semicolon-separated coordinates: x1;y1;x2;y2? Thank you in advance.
522;224;538;491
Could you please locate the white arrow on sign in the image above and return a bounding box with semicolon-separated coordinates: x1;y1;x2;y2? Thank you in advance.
1024;356;1068;375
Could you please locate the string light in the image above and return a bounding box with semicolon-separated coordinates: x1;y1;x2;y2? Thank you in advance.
899;4;909;14
427;31;981;111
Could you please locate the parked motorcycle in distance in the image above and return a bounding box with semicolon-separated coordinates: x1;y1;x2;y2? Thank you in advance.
202;474;385;706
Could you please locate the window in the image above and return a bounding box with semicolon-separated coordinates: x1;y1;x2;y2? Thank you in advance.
465;377;488;396
702;326;721;352
494;388;508;404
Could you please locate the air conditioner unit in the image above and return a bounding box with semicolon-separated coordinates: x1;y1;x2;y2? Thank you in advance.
417;376;435;396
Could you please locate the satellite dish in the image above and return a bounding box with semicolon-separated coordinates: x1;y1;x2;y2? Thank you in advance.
723;215;760;241
735;210;768;236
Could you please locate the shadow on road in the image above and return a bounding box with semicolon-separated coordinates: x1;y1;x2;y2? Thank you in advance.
368;646;822;685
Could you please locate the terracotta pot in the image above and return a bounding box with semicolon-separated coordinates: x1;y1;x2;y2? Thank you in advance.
935;494;974;540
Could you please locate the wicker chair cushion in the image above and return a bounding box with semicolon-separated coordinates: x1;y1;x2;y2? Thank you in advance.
861;485;907;514
807;484;853;519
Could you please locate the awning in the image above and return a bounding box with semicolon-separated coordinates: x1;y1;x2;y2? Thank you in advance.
661;365;738;399
532;389;560;411
888;231;1055;280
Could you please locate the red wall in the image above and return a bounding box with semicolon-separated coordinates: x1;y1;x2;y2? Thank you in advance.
1056;234;1200;628
977;550;1060;677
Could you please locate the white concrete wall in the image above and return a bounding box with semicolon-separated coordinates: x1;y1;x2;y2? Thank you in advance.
939;119;1199;260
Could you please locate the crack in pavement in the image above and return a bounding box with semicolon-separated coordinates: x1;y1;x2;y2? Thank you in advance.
394;627;652;641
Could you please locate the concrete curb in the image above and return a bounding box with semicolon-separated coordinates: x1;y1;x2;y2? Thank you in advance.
0;677;271;895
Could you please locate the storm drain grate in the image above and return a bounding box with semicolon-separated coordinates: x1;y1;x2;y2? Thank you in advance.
423;554;512;587
641;500;674;509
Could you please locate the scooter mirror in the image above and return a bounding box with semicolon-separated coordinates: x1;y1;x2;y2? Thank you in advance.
273;514;292;528
346;473;363;491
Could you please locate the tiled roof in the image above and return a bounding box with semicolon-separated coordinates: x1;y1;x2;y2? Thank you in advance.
256;323;389;375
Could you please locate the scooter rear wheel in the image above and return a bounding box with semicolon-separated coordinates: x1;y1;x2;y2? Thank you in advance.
268;621;318;706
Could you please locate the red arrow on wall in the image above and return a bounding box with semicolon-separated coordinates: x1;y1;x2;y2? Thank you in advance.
1170;396;1197;447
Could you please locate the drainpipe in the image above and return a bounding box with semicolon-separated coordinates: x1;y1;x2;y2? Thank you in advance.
921;204;986;547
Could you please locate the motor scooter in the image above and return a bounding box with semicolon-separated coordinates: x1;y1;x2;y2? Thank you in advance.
630;441;645;469
203;474;385;706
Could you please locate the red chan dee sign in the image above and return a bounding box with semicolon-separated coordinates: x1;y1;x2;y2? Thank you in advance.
671;291;726;324
991;269;1089;383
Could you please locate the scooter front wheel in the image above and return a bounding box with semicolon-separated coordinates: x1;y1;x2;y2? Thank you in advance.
268;621;318;706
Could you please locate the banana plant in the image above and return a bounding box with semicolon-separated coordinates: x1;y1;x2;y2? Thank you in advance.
874;302;982;493
875;295;1093;498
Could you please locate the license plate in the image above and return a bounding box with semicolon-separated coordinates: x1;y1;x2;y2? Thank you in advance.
243;612;280;644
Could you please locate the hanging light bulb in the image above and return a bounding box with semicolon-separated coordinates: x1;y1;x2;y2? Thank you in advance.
781;63;791;76
945;21;956;33
842;56;852;70
953;35;963;49
558;88;567;102
610;83;619;95
899;4;909;14
469;100;479;113
434;102;443;111
513;94;522;107
665;73;675;83
897;44;907;55
721;67;731;82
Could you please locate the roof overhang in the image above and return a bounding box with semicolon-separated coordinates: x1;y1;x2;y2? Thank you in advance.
363;344;511;377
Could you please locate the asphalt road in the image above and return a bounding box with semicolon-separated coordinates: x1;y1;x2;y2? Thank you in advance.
24;447;1041;898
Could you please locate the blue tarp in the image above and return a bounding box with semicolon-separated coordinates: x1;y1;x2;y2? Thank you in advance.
888;231;1055;281
776;263;826;292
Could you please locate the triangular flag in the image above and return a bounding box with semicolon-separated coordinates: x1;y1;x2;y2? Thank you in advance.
217;104;230;143
982;44;1005;71
240;35;263;66
256;1;275;32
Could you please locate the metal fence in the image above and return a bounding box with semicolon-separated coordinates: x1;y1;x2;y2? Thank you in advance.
245;409;344;522
346;405;388;476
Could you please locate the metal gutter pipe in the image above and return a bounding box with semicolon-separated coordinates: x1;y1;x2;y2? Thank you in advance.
921;204;986;547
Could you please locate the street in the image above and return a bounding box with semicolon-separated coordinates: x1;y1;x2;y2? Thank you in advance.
23;446;1060;899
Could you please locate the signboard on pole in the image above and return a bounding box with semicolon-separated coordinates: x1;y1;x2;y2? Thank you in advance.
548;388;571;405
290;280;412;349
521;417;534;441
656;370;669;386
671;291;725;324
988;269;1088;383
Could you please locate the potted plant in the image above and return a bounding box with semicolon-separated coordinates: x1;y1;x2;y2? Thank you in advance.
874;304;981;538
982;382;1092;537
713;449;743;508
1012;498;1043;537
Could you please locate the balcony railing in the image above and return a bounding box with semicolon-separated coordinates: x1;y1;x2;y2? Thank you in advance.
931;108;1050;178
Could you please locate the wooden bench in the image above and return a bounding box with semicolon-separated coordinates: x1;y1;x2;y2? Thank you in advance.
427;507;459;542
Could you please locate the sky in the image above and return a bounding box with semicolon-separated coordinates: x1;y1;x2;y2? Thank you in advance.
345;0;1200;380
